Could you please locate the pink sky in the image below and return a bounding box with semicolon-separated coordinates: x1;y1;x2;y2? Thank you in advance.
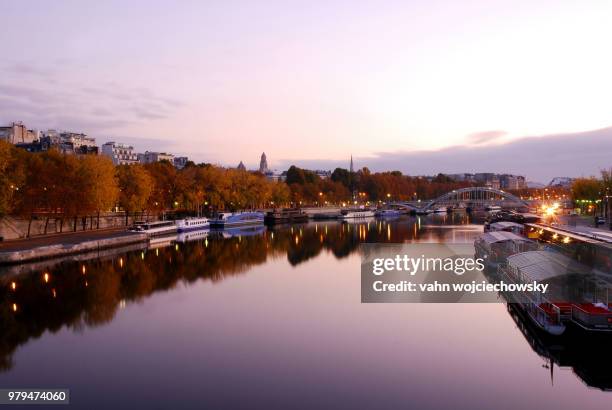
1;0;611;178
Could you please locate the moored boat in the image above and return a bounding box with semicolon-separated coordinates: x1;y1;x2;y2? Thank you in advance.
264;208;309;225
433;207;448;213
209;211;264;229
338;209;375;219
375;209;401;218
176;217;209;232
129;220;178;237
474;231;537;269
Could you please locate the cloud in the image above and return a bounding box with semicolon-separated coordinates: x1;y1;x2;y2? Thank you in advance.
466;130;507;145
0;60;184;135
277;127;612;184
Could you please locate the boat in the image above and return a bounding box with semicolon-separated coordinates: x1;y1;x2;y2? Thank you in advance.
209;211;264;229
375;209;401;218
338;209;375;219
264;208;309;225
415;209;433;215
129;220;177;236
484;221;525;235
176;217;209;232
312;212;340;220
474;231;538;269
433;207;448;213
485;205;502;212
501;251;612;333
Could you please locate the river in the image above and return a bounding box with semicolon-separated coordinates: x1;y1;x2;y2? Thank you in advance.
1;214;610;409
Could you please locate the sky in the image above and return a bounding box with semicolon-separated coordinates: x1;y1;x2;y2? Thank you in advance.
1;0;611;182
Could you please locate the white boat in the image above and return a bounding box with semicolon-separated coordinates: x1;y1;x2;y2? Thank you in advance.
375;209;401;218
433;207;448;213
338;209;375;219
129;220;177;236
209;211;264;229
176;217;209;232
486;205;502;212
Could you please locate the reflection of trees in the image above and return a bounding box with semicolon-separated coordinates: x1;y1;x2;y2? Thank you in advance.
0;217;428;371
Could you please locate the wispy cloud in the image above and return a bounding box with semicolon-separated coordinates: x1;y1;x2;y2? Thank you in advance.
277;127;612;183
0;60;183;135
466;130;507;145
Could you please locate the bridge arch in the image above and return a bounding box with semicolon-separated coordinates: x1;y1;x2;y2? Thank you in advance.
423;187;528;210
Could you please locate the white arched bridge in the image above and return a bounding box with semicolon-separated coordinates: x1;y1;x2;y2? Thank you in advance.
391;187;529;212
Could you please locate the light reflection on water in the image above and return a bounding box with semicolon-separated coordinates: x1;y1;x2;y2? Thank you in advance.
0;213;611;409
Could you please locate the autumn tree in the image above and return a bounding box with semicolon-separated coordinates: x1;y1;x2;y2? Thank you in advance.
116;164;153;225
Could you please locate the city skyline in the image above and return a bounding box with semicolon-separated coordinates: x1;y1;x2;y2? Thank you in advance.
1;1;611;182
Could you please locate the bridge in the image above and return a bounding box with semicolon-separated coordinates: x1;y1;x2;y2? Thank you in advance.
391;187;529;212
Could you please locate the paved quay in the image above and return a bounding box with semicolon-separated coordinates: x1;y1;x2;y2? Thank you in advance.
0;229;147;265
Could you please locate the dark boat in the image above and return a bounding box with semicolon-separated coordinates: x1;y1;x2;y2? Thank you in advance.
264;208;309;225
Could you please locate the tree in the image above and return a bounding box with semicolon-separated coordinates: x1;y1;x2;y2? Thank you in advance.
79;155;119;228
116;164;153;225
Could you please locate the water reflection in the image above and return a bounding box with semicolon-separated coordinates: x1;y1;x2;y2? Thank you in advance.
1;213;610;395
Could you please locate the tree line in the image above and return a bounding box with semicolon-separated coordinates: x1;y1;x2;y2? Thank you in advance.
1;141;476;234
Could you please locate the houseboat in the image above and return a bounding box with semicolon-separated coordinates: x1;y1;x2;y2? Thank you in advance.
499;251;568;335
129;220;178;236
264;208;309;225
474;231;537;269
209;211;264;229
484;221;525;235
375;209;401;218
176;217;209;232
338;209;375;219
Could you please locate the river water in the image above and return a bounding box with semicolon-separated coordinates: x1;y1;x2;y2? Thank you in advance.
1;214;610;409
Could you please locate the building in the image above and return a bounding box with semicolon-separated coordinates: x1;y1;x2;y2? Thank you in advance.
0;122;38;144
314;170;332;179
259;152;269;174
499;174;526;190
174;156;189;169
237;161;246;171
548;177;574;188
101;142;139;165
138;151;174;164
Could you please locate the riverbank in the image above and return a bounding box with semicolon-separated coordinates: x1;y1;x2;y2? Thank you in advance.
0;228;147;265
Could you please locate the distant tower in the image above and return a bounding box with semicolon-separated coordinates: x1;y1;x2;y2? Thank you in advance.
237;161;246;171
259;152;269;174
350;155;354;173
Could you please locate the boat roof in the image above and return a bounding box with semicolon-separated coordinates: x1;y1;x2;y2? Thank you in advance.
506;251;592;282
489;221;523;229
478;231;529;244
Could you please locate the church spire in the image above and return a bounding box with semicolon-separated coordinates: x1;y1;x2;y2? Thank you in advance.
350;155;354;173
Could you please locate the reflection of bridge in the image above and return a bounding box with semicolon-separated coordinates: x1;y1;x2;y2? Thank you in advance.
393;187;529;211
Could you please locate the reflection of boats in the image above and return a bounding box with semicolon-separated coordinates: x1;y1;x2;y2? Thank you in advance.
148;234;178;249
433;207;448;213
176;229;209;243
129;220;177;236
264;208;309;225
507;302;612;391
375;209;401;218
338;209;375;219
485;205;502;212
176;217;209;232
209;211;264;229
474;231;537;268
415;209;433;215
214;225;266;238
